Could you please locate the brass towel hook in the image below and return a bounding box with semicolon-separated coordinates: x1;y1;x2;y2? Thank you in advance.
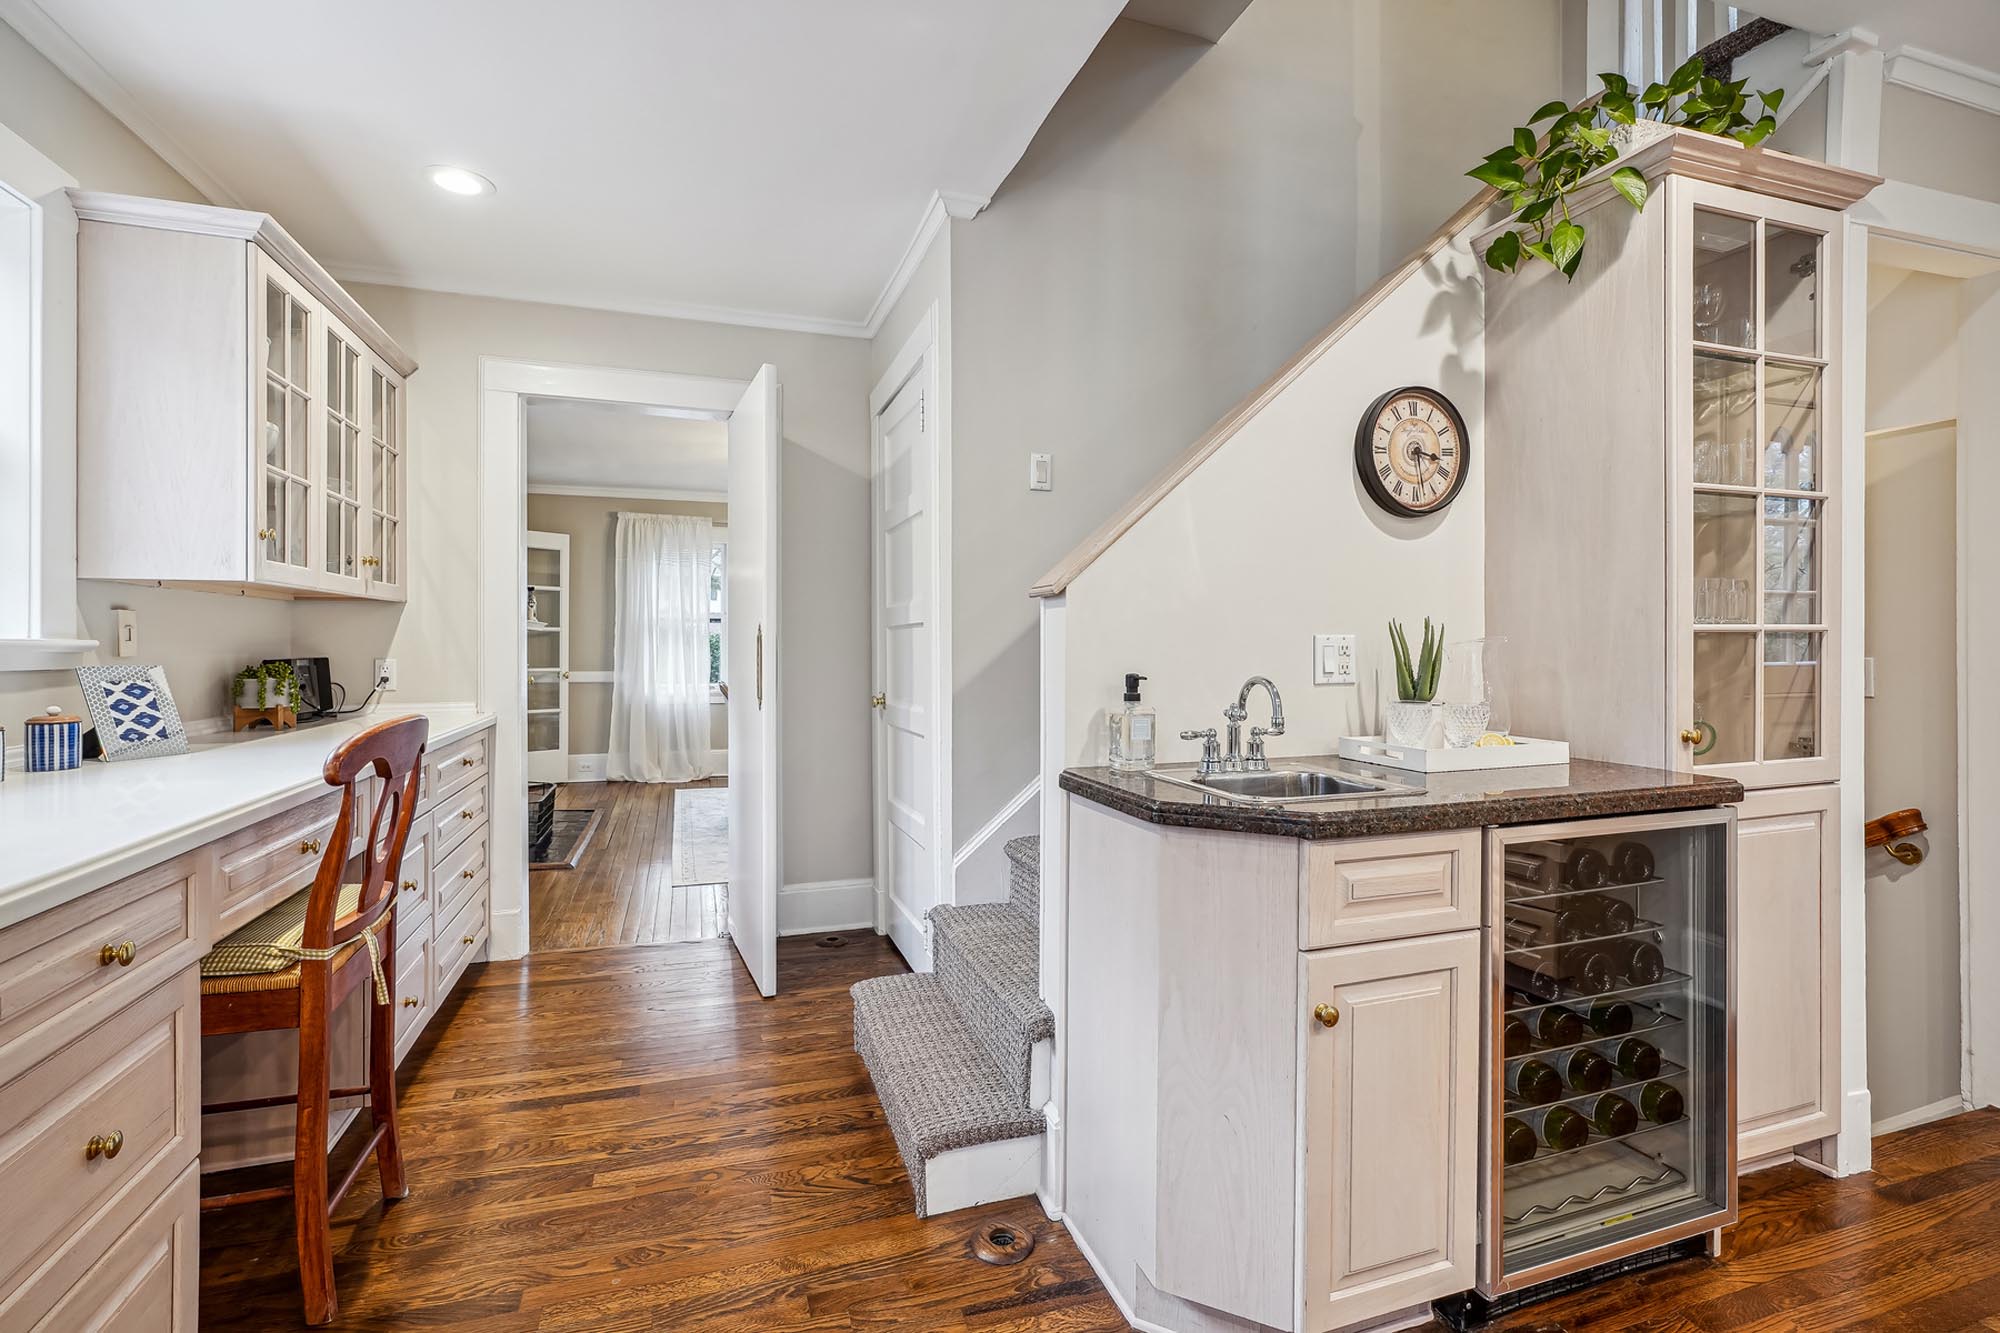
1865;808;1927;867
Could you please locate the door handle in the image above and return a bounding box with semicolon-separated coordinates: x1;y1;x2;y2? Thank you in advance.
871;693;886;710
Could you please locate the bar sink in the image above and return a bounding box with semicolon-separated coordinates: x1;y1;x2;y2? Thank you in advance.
1147;763;1423;805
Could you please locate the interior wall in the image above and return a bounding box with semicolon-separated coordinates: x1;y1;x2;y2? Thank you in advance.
524;491;729;757
1880;84;2000;207
950;0;1559;839
289;285;872;887
1062;241;1487;765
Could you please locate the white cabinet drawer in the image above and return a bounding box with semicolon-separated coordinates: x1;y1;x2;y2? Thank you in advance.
1299;828;1480;948
435;883;489;1000
394;815;434;941
1;1158;197;1332
434;822;489;927
432;777;489;862
427;732;489;810
392;930;433;1065
211;792;342;936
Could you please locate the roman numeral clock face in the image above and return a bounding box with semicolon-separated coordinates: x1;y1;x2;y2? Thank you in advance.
1353;386;1470;518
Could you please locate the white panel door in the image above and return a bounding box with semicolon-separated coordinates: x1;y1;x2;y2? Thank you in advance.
873;371;935;969
727;365;782;997
1302;930;1479;1333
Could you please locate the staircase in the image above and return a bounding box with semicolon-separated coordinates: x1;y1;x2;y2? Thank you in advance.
851;835;1052;1216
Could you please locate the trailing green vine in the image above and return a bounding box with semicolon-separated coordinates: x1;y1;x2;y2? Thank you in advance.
234;660;302;712
1471;56;1786;278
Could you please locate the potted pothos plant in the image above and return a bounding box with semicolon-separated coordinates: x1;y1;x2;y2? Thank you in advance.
1471;56;1786;278
234;660;303;713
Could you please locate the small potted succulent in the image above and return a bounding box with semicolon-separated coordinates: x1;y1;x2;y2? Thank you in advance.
1386;617;1443;747
233;660;303;713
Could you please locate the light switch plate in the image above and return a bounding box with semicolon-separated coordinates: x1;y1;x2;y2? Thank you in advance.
1029;453;1053;491
1863;656;1876;699
1315;633;1356;685
113;608;137;658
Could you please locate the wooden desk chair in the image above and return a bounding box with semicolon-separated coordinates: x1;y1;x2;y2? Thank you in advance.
198;715;429;1326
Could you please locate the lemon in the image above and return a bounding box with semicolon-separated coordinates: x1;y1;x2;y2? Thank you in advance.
1475;733;1515;747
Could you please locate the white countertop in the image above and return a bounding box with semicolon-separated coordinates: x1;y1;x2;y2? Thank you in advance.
0;705;493;930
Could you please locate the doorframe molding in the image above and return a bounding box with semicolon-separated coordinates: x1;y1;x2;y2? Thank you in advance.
477;356;748;960
868;303;953;948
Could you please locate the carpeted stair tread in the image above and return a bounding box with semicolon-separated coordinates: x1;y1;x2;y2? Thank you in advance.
929;901;1053;1063
1003;835;1041;916
851;972;1045;1215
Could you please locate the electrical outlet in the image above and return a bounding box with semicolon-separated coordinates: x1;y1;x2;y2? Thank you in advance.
1314;634;1357;685
374;658;398;691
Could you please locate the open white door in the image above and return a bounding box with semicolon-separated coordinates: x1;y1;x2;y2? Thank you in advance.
726;365;782;996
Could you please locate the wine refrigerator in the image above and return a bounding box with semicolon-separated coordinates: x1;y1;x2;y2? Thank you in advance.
1477;807;1736;1298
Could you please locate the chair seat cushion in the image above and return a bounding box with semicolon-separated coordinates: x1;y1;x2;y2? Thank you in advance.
201;884;391;995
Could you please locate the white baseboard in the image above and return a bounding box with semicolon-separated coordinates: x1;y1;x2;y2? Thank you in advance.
1872;1094;1969;1137
778;878;876;936
952;777;1039;906
566;750;728;782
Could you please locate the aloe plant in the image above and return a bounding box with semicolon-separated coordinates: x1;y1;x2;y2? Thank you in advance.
1389;618;1444;703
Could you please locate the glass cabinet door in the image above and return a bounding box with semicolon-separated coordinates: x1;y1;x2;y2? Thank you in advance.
322;326;364;590
258;266;314;581
366;364;404;596
1683;199;1834;785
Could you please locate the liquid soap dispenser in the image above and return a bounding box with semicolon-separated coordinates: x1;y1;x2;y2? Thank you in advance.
1109;673;1155;773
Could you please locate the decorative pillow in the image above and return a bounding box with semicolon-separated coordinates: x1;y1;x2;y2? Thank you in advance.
75;664;190;762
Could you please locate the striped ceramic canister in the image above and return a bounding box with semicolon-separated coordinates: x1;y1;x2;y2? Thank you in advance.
24;707;82;772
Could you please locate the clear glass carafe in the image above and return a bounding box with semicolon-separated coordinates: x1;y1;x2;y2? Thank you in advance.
1438;637;1509;747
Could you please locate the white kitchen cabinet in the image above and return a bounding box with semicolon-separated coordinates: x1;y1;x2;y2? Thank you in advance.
73;192;415;601
1302;930;1479;1333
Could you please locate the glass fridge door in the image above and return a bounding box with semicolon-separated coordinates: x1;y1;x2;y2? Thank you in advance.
1482;809;1737;1294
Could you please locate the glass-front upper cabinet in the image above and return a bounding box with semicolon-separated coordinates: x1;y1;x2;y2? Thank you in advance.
366;361;406;598
322;323;366;593
1676;185;1840;788
257;255;316;586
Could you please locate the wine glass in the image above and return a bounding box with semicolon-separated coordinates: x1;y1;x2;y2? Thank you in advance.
1693;283;1725;340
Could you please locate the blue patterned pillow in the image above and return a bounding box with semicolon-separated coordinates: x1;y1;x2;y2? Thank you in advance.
75;665;190;762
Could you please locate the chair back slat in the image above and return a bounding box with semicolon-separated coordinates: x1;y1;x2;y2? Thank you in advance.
301;716;430;951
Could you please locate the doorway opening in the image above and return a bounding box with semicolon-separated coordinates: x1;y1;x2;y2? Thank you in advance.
523;398;734;951
476;359;782;996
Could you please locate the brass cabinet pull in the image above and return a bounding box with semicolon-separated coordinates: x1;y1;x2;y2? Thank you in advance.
401;880;419;893
460;756;475;768
1313;1003;1341;1029
461;868;474;879
461;935;475;946
401;996;420;1008
1679;727;1703;745
85;1130;124;1161
257;527;276;541
98;940;137;967
460;810;474;820
300;838;322;855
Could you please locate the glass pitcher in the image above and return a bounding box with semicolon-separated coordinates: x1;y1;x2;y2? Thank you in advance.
1438;637;1510;747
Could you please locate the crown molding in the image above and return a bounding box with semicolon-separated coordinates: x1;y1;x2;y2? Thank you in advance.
1883;45;2000;119
857;189;989;339
0;0;238;207
526;483;727;504
1804;26;1880;65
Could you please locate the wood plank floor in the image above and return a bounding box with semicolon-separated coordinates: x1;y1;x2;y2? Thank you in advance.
198;926;2000;1330
530;780;728;952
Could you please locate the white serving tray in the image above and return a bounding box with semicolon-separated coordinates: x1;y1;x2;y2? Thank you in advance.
1337;734;1570;774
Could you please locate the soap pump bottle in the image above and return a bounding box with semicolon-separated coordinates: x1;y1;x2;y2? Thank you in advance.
1109;673;1155;773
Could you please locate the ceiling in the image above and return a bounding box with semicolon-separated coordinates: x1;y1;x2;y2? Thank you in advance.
525;399;728;497
3;0;1126;336
1749;1;2000;74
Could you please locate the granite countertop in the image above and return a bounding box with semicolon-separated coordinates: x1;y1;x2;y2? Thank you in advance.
0;705;493;929
1059;755;1743;840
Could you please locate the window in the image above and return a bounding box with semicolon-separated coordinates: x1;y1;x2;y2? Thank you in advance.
708;540;727;699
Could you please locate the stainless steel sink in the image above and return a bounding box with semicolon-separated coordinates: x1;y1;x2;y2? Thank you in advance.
1147;763;1423;806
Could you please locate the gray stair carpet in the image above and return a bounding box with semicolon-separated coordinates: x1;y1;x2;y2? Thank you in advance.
850;972;1045;1215
850;834;1049;1215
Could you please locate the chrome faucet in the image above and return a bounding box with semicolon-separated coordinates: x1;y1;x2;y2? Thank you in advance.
1181;677;1285;775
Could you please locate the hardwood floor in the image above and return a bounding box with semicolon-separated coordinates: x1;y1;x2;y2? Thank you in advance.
530;779;728;952
198;924;2000;1331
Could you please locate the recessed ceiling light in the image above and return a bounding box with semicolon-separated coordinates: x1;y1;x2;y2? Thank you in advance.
425;165;495;197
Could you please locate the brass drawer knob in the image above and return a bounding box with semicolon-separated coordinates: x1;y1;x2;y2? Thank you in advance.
300;838;323;855
401;880;419;893
85;1130;124;1161
1313;1003;1341;1029
98;940;137;967
401;996;420;1008
460;810;474;820
461;935;475;946
1679;727;1703;745
461;869;474;879
460;756;475;768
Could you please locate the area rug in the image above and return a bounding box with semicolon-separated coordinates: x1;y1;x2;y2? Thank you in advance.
672;787;730;886
531;808;601;871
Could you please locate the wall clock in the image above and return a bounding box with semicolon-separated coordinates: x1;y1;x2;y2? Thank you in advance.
1354;386;1469;517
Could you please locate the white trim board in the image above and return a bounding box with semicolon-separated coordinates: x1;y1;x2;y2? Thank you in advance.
778;879;876;936
561;752;727;781
527;483;727;504
952;778;1039;906
1872;1096;1970;1138
1884;46;2000;119
858;190;985;338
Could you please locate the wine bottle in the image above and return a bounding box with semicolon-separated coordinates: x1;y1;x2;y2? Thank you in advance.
1518;842;1610;890
1565;943;1617;995
1586;893;1638;936
1505;848;1559;893
1611;840;1656;884
1502;1115;1539;1165
1562;1047;1614;1093
1586;1000;1635;1037
1532;1005;1585;1047
1588;1092;1639;1138
1605;936;1666;987
1509;1058;1563;1105
1506;958;1560;1002
1526;1103;1590;1153
1640;1080;1685;1124
1503;1015;1533;1058
1615;1037;1662;1080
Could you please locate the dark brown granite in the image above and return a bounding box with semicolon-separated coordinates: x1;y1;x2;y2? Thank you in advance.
1059;756;1742;840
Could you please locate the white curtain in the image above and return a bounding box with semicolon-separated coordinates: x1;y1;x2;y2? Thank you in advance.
607;512;714;783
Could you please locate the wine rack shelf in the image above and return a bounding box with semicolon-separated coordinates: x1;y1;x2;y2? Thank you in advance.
1504;875;1669;909
1503;916;1669;957
1501;1112;1689;1172
1503;967;1695;1016
1504;1148;1689;1228
1503;1059;1690;1116
1502;1003;1684;1066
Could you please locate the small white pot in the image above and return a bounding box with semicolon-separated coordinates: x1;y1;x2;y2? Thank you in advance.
1385;700;1437;748
236;678;286;710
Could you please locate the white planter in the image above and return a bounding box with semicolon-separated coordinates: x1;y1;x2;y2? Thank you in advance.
1610;119;1677;156
236;678;291;710
1384;700;1437;748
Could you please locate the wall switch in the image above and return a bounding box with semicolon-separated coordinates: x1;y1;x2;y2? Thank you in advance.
1029;453;1054;491
1863;656;1876;699
113;608;137;658
1315;633;1357;685
374;658;398;691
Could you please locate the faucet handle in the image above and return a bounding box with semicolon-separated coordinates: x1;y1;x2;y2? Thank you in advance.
1179;728;1223;775
1246;727;1272;770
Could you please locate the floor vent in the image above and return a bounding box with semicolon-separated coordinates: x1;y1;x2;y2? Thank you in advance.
970;1221;1035;1266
